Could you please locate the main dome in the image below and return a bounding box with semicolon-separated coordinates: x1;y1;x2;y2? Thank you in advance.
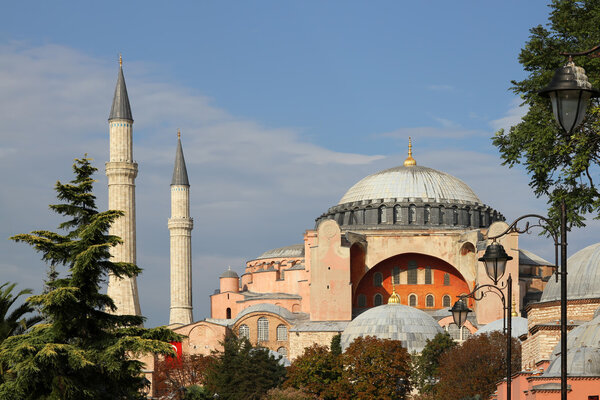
339;165;481;205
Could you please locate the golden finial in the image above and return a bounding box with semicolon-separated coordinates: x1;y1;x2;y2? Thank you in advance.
388;285;401;304
511;296;518;317
404;136;417;166
119;53;123;67
177;129;181;139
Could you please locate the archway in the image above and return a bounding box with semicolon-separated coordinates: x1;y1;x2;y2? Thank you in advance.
353;253;473;311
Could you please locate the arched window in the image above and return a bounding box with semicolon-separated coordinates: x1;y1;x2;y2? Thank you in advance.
442;295;451;308
443;273;450;286
407;261;418;284
392;266;400;285
277;347;287;357
239;324;249;339
277;324;288;341
379;205;387;223
226;307;231;319
425;267;432;284
374;293;383;306
466;207;471;226
447;323;461;340
424;205;430;224
257;317;269;342
409;204;416;224
349;210;355;225
426;294;434;308
394;205;402;223
357;294;367;307
453;206;459;226
439;206;445;224
409;294;417;307
373;272;383;287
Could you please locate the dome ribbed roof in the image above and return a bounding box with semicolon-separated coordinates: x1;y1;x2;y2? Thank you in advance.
341;304;443;353
256;244;305;260
541;243;600;302
339;165;481;205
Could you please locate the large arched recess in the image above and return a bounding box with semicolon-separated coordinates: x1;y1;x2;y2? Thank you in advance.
353;253;473;312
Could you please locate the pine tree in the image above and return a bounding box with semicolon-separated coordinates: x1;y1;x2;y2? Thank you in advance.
0;156;179;399
205;334;286;400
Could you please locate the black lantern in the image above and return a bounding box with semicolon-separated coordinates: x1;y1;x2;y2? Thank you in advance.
450;299;471;328
539;59;600;134
478;242;512;285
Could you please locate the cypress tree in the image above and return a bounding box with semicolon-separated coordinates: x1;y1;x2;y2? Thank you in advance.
0;156;179;399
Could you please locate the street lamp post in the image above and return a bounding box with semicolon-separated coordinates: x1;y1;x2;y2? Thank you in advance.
539;48;600;399
450;246;513;400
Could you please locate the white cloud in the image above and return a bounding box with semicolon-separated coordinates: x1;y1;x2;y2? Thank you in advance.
0;42;385;326
489;97;529;133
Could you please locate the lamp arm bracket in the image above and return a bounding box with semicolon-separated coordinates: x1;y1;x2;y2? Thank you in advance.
561;44;600;59
487;214;558;245
459;282;507;307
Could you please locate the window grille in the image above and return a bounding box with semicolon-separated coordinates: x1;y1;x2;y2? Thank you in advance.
425;267;432;284
257;317;269;342
373;272;383;287
443;273;450;286
374;293;383;306
407;261;418;284
442;295;451;308
426;294;434;308
276;324;288;341
239;324;249;339
392;266;400;285
409;294;417;307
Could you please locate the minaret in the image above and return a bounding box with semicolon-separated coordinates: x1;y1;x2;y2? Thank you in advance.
106;55;141;316
169;130;194;325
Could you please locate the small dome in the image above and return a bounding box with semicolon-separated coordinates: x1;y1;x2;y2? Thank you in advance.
338;165;482;205
220;268;239;278
549;314;600;360
256;244;305;260
341;304;443;353
544;346;600;377
541;243;600;302
475;317;528;338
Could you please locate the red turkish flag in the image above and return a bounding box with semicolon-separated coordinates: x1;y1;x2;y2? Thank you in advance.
166;341;183;367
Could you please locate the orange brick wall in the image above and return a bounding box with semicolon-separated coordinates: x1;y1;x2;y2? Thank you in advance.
354;252;472;309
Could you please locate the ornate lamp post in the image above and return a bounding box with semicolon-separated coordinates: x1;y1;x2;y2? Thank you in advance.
450;243;513;400
539;48;600;399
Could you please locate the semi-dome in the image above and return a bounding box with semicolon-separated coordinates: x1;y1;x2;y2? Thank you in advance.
339;165;482;205
341;304;443;353
541;243;600;302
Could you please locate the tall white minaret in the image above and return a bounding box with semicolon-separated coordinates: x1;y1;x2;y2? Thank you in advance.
169;130;194;325
106;55;141;316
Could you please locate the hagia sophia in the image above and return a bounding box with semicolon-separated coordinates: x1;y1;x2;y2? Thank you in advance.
105;60;600;398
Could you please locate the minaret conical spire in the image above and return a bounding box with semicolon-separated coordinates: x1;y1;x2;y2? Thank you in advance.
171;129;189;186
109;55;133;121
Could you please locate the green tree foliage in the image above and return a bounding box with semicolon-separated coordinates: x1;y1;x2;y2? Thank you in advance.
435;332;521;400
0;283;42;344
340;336;411;400
205;334;286;400
284;343;342;400
330;333;342;356
183;385;211;400
493;0;600;226
0;157;179;399
412;332;456;394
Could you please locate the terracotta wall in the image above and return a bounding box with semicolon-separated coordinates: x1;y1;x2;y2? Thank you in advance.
353;252;472;310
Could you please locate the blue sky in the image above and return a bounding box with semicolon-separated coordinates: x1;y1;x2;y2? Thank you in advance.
2;1;598;327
